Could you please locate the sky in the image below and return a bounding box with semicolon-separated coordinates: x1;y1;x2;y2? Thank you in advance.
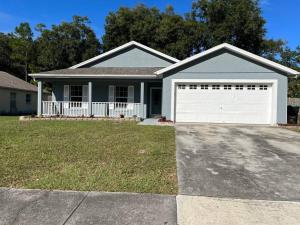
0;0;299;49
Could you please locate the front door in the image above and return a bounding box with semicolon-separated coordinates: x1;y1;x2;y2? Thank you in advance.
150;88;162;116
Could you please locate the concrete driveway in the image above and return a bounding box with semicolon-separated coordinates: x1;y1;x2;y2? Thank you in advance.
176;124;300;201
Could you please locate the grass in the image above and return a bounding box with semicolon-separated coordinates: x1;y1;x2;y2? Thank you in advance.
0;117;177;194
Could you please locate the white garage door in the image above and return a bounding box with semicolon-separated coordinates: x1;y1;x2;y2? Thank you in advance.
175;83;272;124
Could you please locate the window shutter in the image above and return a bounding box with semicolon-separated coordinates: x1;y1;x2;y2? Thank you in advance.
128;86;134;103
82;85;88;102
108;85;115;102
63;85;69;101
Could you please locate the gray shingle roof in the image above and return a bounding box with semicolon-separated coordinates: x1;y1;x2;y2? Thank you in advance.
0;71;37;92
35;67;163;76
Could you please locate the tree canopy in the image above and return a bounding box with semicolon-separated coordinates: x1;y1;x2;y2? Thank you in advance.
0;16;101;80
102;4;202;59
189;0;266;54
34;16;101;72
9;22;34;81
103;0;266;57
0;1;299;96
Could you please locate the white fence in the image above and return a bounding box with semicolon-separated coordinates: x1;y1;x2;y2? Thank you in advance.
42;101;146;118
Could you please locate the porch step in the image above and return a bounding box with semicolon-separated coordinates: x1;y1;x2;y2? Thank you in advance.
138;118;159;126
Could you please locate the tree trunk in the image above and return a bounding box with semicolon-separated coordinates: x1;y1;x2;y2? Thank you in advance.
25;63;28;82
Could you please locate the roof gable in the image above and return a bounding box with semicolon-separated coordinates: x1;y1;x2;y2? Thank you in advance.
156;43;299;76
169;50;277;75
70;41;179;69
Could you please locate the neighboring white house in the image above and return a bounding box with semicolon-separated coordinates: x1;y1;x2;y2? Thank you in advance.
0;71;37;115
30;42;299;125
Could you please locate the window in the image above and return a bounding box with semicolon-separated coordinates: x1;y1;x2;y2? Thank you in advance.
259;85;268;90
212;85;220;90
115;86;128;102
224;85;232;90
200;85;208;90
178;85;186;89
70;86;83;102
247;85;255;90
235;85;244;90
189;84;197;89
26;94;31;104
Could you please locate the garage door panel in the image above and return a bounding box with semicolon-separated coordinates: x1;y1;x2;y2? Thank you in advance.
175;83;272;124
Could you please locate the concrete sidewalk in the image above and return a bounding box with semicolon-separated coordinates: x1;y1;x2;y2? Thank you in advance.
0;188;177;225
2;188;300;225
177;195;300;225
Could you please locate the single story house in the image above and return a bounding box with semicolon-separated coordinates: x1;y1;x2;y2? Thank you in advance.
0;71;38;115
30;41;299;125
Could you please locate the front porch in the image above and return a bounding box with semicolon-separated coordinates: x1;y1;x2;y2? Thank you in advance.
37;79;162;119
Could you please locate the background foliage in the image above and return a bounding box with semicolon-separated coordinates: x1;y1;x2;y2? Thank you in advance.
0;0;299;96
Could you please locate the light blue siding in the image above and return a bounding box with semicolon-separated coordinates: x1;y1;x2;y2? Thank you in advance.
53;80;142;102
85;47;174;68
162;51;288;123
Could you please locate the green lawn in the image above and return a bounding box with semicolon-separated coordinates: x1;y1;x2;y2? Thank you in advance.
0;117;177;194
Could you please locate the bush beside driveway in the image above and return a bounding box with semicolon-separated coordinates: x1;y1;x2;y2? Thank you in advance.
0;117;177;194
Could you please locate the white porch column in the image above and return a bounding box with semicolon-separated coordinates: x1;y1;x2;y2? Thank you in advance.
140;82;145;118
88;81;92;116
37;81;43;116
140;82;144;104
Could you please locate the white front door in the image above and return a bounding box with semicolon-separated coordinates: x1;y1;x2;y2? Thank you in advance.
175;83;272;124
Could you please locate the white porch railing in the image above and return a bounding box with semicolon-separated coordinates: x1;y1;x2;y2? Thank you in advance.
42;101;146;118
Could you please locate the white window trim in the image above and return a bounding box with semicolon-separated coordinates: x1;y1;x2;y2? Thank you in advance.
171;79;278;125
200;84;209;90
212;85;220;90
115;86;128;102
224;85;232;90
178;84;186;89
114;85;135;103
70;85;84;102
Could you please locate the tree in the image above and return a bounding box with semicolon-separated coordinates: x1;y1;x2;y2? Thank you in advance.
34;16;101;72
289;78;300;98
190;0;266;54
285;46;300;98
9;23;34;81
102;5;160;51
280;47;299;70
155;6;204;59
102;4;204;59
0;33;12;72
261;39;285;62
